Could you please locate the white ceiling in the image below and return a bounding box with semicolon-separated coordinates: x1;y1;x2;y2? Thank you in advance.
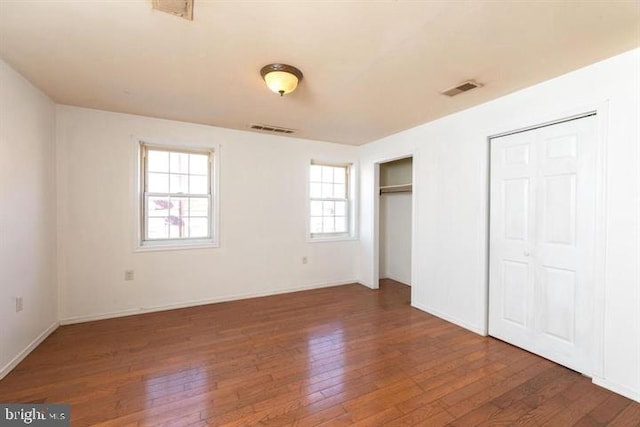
1;1;639;145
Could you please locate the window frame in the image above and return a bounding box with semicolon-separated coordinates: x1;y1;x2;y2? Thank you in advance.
308;160;356;241
137;141;219;251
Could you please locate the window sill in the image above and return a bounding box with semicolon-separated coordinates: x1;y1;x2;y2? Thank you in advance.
307;235;358;243
135;240;218;252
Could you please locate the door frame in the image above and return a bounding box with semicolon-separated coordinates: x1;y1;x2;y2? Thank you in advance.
372;153;415;291
485;101;609;379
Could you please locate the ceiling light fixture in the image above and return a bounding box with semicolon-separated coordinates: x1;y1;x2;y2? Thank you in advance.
260;64;303;96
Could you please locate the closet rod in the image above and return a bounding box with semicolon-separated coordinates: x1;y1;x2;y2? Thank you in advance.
379;184;412;195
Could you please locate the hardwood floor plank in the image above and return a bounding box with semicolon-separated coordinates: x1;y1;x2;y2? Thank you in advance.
342;379;424;421
387;401;450;426
1;279;637;426
291;403;346;426
580;393;639;425
605;402;640;427
539;380;611;426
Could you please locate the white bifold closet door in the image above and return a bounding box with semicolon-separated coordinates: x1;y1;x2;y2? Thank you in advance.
489;115;597;375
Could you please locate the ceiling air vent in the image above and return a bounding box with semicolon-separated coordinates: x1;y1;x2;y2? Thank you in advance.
441;80;483;97
250;124;296;134
152;0;193;20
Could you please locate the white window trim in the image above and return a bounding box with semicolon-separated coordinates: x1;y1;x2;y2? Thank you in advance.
307;160;358;242
133;139;220;252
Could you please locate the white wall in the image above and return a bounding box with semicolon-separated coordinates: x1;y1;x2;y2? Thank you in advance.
379;193;412;285
56;106;359;322
0;59;58;378
358;48;640;401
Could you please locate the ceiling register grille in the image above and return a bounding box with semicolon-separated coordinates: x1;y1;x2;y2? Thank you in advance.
152;0;193;20
250;124;296;134
442;80;483;97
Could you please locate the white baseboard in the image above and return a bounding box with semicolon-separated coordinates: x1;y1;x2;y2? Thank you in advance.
60;279;359;325
381;275;411;286
0;321;59;380
358;280;376;289
593;376;640;403
411;302;487;336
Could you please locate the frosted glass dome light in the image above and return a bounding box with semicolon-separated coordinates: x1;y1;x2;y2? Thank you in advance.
260;64;303;96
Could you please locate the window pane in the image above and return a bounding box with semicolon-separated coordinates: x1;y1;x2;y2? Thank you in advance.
147;173;169;193
310;165;322;182
147;218;168;239
190;198;209;216
310;217;323;233
147;150;169;172
169;197;189;217
170;174;189;193
310;201;323;216
310;183;322;198
189;217;209;238
322;183;333;198
180;218;190;238
143;145;215;244
322;217;335;233
189;175;208;194
148;196;172;217
170;152;189;173
322;201;335;216
321;166;334;183
167;215;186;238
190;153;209;175
309;162;350;238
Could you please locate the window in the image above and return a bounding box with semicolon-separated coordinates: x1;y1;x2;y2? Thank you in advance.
309;162;352;239
140;143;215;247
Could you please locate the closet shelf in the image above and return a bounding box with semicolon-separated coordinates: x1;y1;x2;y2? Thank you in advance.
379;184;412;194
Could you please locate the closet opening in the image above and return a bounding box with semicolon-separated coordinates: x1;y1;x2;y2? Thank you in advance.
377;156;413;300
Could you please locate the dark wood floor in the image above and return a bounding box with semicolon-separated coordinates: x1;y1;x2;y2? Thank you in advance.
1;280;638;426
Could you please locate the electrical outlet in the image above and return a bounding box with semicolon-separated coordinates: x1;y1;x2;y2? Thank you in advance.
16;297;23;313
302;256;308;265
125;270;135;281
